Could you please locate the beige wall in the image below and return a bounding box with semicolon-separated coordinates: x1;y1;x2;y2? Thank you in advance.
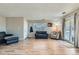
6;17;24;40
0;16;6;32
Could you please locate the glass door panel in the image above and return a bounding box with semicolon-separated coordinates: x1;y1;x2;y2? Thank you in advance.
64;20;70;41
64;14;75;44
70;19;75;44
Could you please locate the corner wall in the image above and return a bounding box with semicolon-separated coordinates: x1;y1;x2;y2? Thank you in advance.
0;16;6;32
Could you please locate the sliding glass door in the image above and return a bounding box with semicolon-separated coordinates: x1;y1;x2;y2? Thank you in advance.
70;18;75;43
64;20;70;41
64;14;75;44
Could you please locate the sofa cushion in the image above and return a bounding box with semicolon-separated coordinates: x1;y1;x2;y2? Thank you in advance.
4;36;19;44
5;36;15;39
36;31;47;34
35;31;48;39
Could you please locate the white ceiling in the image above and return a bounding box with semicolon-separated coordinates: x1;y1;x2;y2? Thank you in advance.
0;3;79;21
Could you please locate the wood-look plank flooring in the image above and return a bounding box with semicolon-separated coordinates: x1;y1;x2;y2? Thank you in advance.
0;38;79;55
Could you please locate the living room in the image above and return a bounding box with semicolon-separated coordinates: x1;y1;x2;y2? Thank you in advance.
28;19;61;39
0;17;63;55
0;16;61;42
0;3;79;55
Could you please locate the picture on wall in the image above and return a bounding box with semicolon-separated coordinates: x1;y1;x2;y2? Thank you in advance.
48;23;52;27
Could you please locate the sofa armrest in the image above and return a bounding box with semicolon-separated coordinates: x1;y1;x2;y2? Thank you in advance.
5;34;13;37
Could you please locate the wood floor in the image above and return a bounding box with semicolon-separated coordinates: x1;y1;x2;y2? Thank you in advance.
0;38;79;55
